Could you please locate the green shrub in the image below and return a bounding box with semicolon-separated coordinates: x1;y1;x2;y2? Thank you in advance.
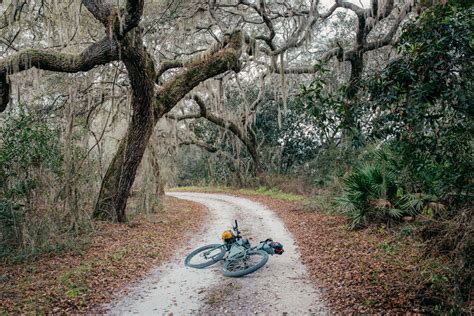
367;1;474;203
0;110;63;251
336;146;423;229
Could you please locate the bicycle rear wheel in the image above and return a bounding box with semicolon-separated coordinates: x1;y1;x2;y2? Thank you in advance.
184;244;226;269
222;250;268;277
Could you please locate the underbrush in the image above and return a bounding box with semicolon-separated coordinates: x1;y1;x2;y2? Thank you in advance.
417;207;473;313
0;197;207;313
0;109;165;263
256;173;322;196
0;110;97;262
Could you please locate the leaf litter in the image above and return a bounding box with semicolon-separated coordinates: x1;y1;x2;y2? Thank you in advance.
0;196;207;314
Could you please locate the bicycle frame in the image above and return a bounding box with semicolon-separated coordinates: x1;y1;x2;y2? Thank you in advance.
184;219;283;276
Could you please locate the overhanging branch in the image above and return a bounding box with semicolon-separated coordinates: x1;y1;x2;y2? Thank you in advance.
271;0;413;75
0;37;119;112
154;30;243;118
179;139;218;153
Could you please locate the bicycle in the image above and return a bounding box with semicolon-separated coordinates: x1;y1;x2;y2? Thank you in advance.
184;220;284;277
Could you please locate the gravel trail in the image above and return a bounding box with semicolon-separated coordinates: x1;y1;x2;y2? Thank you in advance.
107;192;328;314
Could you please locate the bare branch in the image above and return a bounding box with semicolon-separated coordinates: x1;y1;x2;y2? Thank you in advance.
271;47;340;74
239;0;277;50
167;111;201;121
267;1;339;56
336;0;367;16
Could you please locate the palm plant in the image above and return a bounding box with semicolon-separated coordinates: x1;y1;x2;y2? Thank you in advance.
337;146;420;229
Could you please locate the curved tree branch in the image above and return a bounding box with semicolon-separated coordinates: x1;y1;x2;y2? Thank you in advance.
336;0;367;16
155;30;243;118
192;94;261;173
156;60;184;83
167;111;201;121
0;37;119;112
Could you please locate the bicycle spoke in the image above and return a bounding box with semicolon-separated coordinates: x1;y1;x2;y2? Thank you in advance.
226;252;263;272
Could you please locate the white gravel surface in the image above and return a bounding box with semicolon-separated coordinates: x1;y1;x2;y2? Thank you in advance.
107;192;328;315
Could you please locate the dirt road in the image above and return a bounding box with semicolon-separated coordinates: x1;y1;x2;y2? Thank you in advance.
107;192;328;314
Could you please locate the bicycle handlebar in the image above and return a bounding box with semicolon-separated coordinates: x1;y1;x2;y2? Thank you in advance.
233;219;240;236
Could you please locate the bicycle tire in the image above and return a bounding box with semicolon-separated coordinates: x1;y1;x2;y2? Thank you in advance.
184;244;226;269
222;250;268;277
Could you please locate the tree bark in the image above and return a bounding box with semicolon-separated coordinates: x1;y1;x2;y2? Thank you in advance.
93;30;157;222
148;143;165;197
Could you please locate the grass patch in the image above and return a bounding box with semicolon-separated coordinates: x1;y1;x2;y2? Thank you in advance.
65;286;88;299
239;187;305;202
170;185;306;202
170;185;228;193
379;241;396;254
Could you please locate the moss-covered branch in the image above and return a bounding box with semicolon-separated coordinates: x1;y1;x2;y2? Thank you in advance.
155;30;243;118
0;37;119;112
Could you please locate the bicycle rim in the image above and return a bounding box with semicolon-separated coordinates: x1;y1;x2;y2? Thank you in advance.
184;244;226;269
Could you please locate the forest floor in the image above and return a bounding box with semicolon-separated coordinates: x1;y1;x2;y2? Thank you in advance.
172;187;426;314
1;188;431;314
0;196;207;314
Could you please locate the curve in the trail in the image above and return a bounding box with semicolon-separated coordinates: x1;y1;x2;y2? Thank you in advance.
107;192;328;314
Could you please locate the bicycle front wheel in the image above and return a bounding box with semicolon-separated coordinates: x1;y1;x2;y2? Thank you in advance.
184;244;226;269
222;250;268;277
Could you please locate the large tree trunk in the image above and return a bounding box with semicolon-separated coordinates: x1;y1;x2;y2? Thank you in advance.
94;31;242;222
148;141;165;197
93;31;157;222
244;130;262;176
341;55;364;144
